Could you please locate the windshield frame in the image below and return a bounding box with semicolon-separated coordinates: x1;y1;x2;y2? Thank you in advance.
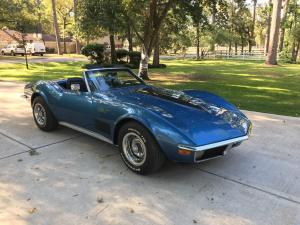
83;68;146;92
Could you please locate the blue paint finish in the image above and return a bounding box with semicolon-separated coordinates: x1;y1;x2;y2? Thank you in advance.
25;68;252;163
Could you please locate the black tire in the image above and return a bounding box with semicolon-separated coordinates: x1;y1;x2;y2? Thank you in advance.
40;53;44;56
11;51;15;56
118;121;165;174
32;96;58;131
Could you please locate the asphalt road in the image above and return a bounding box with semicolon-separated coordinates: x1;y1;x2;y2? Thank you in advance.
0;81;299;225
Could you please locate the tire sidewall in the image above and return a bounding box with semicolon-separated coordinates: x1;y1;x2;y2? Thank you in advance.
32;97;57;131
119;127;148;173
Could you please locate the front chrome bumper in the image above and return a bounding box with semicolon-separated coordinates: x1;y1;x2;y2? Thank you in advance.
178;135;249;163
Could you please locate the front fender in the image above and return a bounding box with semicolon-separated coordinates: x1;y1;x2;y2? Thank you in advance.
113;106;196;162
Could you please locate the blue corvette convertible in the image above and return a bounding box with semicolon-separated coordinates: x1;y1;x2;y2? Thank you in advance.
24;68;252;174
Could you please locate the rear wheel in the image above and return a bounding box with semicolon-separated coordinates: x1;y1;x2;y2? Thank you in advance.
32;96;58;131
11;51;15;56
118;122;165;174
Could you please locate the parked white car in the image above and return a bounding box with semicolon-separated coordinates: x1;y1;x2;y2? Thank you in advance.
26;42;46;56
1;44;25;56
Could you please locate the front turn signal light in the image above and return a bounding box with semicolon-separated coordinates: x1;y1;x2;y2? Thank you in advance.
177;148;192;156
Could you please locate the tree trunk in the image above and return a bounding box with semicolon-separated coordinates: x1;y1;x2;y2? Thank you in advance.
21;33;29;69
63;17;67;54
134;0;172;80
264;0;272;54
73;0;80;54
241;39;244;54
127;23;133;52
250;0;257;53
229;41;232;55
278;28;286;52
36;0;42;34
248;40;252;53
266;0;283;65
210;7;216;52
109;34;117;64
139;47;150;80
278;0;290;52
252;0;257;29
196;23;200;60
235;42;238;55
51;0;62;55
153;33;160;66
295;41;300;62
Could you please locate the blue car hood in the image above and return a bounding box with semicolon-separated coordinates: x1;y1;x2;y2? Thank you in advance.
116;85;250;146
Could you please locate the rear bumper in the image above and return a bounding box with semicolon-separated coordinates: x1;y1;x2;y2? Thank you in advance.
178;135;249;163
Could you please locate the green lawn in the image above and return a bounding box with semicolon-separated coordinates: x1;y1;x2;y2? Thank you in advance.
0;59;299;117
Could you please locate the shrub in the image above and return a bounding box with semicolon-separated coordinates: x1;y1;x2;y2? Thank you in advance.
149;64;167;68
82;64;103;69
123;63;139;69
279;49;293;63
116;49;129;61
128;51;141;64
81;44;106;64
46;47;55;54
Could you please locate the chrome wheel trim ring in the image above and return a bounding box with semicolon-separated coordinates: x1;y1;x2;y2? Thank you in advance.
33;103;47;127
122;132;147;166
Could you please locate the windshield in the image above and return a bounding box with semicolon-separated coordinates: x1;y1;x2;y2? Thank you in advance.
85;69;144;91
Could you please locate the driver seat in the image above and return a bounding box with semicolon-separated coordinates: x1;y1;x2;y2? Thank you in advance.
66;78;88;92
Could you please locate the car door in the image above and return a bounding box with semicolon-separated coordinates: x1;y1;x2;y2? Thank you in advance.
56;88;95;130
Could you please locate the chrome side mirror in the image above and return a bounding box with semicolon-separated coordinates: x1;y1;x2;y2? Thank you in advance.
70;83;80;92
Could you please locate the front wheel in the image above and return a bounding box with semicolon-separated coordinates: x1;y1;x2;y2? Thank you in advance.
118;122;165;174
32;96;58;131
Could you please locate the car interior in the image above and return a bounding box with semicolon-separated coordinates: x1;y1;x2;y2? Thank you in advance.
58;78;88;92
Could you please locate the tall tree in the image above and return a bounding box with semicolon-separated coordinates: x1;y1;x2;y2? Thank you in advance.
73;0;81;54
152;31;160;66
56;0;73;53
278;0;290;51
289;0;300;62
125;0;173;79
264;0;272;54
266;0;283;65
184;0;206;60
51;0;63;55
78;0;124;64
249;0;257;52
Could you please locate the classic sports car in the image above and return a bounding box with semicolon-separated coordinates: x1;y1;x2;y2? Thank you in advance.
24;68;252;174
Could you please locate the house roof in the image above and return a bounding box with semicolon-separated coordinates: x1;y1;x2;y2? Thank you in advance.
0;29;73;43
0;29;39;42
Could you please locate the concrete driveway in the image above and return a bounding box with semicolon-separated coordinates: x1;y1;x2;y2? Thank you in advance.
0;81;299;225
